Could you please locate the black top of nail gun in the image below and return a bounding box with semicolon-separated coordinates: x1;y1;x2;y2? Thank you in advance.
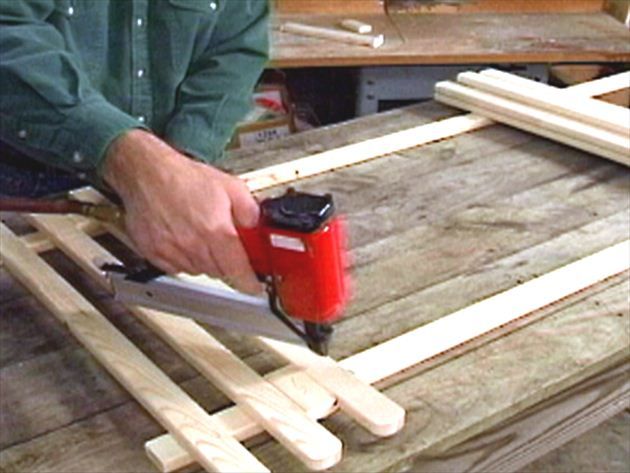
261;189;334;233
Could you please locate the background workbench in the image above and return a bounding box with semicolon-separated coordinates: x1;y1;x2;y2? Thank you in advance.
271;0;630;67
1;100;628;472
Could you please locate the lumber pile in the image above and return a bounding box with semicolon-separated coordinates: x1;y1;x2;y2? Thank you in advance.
435;69;630;167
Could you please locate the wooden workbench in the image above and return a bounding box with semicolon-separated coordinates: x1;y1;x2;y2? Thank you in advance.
271;0;630;67
1;99;628;472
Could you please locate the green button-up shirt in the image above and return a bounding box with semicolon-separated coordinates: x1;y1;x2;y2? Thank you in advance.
0;0;269;180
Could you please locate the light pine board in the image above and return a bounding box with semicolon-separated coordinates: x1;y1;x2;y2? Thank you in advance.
0;224;269;473
457;70;629;136
435;82;630;165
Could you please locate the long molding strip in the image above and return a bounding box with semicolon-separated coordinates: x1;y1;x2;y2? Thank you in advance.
0;223;269;473
457;71;629;136
340;241;630;383
560;71;630;98
26;214;343;471
241;114;493;191
435;82;630;166
146;241;630;472
241;71;629;192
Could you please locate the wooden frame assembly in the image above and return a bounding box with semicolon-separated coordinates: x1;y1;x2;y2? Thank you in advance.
1;72;628;473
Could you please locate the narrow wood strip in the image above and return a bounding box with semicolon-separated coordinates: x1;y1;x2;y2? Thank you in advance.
457;71;629;135
0;216;102;261
146;241;630;472
241;114;493;190
27;214;342;471
436;81;629;154
279;22;384;48
0;223;269;473
340;241;630;384
480;69;630;98
562;71;630;97
435;83;630;166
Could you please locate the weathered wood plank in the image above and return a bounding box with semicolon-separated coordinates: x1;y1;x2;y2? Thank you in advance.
396;360;630;473
272;13;630;67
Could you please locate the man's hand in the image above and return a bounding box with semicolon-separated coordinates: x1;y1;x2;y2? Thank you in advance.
103;129;263;295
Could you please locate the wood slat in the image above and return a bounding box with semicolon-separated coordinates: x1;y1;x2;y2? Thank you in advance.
241;114;492;190
340;242;630;384
0;224;269;473
457;71;629;136
434;82;630;166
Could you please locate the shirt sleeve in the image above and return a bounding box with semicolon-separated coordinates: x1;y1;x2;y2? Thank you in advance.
0;0;142;180
162;0;269;163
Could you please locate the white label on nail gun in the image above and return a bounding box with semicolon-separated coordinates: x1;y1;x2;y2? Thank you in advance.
270;234;306;252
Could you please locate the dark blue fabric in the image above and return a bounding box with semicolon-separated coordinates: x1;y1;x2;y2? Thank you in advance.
0;141;84;197
0;161;85;197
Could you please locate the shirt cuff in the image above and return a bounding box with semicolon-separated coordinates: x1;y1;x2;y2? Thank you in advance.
55;97;148;181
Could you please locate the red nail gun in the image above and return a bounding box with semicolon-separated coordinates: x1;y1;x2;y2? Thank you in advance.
238;188;350;354
105;189;351;355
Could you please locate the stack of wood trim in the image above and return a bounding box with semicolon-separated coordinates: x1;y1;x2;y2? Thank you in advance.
435;69;630;167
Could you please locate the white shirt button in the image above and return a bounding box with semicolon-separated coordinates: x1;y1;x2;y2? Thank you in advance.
72;151;83;163
137;115;146;123
67;6;74;16
137;68;145;78
209;1;217;10
136;17;144;27
18;129;27;139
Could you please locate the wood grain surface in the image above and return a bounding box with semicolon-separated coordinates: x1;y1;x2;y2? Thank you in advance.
271;12;630;67
1;98;629;472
